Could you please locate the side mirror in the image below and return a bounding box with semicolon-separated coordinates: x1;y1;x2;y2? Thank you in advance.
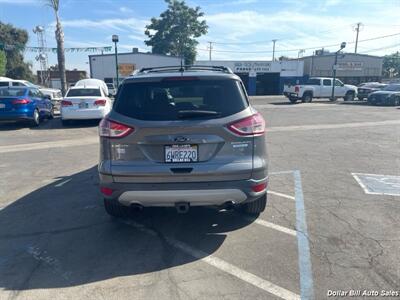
44;95;51;100
341;83;344;87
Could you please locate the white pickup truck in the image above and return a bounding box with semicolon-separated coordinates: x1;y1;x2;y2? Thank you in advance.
283;77;357;103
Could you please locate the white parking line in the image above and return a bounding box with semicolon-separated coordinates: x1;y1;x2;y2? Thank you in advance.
268;119;400;132
0;137;98;154
268;190;295;200
121;219;300;300
253;218;297;237
54;178;72;187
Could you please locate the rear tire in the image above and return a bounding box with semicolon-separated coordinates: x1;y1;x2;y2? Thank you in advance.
104;199;128;218
302;93;312;103
344;92;355;101
30;109;40;127
242;194;267;214
48;106;54;120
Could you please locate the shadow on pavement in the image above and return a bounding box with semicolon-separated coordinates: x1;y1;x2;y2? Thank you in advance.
0;166;256;291
31;117;101;130
0;117;99;131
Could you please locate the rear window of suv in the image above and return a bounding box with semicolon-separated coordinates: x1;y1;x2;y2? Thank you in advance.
114;79;248;121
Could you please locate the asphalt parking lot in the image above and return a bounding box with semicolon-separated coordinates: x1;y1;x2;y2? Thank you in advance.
0;96;399;300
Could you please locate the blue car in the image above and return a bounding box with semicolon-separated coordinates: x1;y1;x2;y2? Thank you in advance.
0;87;54;126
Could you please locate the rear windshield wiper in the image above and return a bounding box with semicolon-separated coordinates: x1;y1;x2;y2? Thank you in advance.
177;110;220;119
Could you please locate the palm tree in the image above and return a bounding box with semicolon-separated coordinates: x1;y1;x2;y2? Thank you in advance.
46;0;67;95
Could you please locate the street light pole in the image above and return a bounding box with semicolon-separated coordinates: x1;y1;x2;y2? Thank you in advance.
331;42;346;101
112;34;119;87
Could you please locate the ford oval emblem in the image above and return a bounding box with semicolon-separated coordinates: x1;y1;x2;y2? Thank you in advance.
174;136;189;142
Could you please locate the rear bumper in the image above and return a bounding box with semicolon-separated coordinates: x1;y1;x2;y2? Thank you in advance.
0;111;33;121
99;175;268;207
283;92;299;99
61;107;108;120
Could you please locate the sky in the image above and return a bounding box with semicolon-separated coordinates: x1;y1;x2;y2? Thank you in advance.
0;0;399;74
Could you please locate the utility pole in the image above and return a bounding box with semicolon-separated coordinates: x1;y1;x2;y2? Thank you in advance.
208;41;213;61
354;22;362;53
272;39;277;61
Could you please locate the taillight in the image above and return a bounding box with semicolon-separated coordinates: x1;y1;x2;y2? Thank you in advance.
61;100;73;106
100;187;114;196
251;182;267;193
294;86;300;93
99;118;134;138
94;99;106;106
227;113;266;136
12;99;31;105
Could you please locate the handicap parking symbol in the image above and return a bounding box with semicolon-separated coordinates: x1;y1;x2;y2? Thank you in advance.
352;173;400;196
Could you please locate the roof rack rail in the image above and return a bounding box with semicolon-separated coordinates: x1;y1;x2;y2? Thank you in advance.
138;65;234;74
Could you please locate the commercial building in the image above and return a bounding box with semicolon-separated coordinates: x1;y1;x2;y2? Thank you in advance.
196;60;304;95
37;69;87;89
300;52;383;85
89;48;181;85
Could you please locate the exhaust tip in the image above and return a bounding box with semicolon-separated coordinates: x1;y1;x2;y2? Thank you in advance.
175;202;190;214
130;203;143;212
220;201;235;211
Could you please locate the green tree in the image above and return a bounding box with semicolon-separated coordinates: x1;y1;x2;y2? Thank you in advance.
383;51;400;78
144;0;208;65
46;0;67;95
0;22;34;80
0;50;6;76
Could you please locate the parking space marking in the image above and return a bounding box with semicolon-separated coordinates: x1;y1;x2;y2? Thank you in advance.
268;190;295;200
0;137;98;154
293;170;314;300
54;178;72;187
352;172;400;196
121;219;300;300
268;119;400;132
253;218;297;236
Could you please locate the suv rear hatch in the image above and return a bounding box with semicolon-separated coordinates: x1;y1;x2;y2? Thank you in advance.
102;76;260;183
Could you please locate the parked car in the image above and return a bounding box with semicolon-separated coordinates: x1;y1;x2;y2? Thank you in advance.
106;83;116;96
367;84;400;106
283;77;358;103
98;65;268;216
357;82;387;100
40;88;63;111
74;78;109;96
0;87;53;126
0;78;39;88
60;85;112;125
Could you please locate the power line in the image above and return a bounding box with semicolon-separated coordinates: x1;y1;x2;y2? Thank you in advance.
360;42;400;54
197;32;400;54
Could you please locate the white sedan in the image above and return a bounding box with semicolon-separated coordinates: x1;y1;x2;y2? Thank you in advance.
60;86;112;125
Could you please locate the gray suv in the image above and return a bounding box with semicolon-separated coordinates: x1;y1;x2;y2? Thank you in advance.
98;66;268;216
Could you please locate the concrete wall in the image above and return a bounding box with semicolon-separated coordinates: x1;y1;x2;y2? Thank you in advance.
89;53;181;81
196;60;304;77
196;60;304;95
302;53;383;79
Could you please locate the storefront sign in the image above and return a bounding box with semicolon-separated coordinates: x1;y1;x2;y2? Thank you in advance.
119;63;135;76
337;62;363;71
234;62;271;73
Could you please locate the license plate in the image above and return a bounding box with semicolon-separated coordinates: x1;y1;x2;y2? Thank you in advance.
165;144;198;163
0;103;5;109
79;102;88;109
